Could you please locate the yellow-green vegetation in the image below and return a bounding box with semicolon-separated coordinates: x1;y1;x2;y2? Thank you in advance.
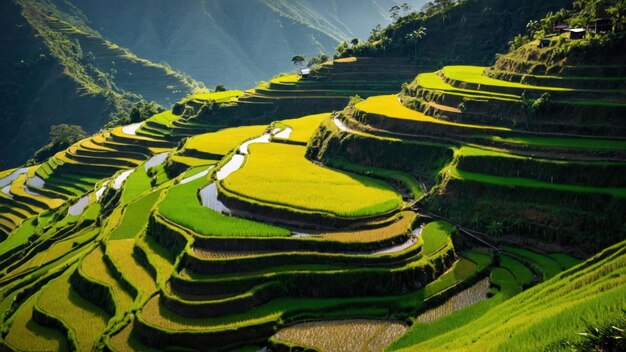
105;239;157;298
280;113;330;143
121;168;152;203
4;295;69;352
442;66;571;92
158;177;290;237
319;211;416;243
109;190;162;240
389;240;626;351
274;319;407;352
222;143;403;217
184;89;243;103
81;246;134;312
355;95;510;131
184;125;268;156
36;270;110;351
420;221;455;256
270;74;300;84
448;164;626;198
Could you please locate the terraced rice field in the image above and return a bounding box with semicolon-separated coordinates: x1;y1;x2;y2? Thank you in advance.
355;95;510;131
0;52;622;352
159;177;291;237
221;143;403;217
184;125;268;157
273;319;408;352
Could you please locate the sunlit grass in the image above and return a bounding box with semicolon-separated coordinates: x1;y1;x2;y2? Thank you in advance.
158;177;290;237
356;95;511;131
222;143;402;217
184;125;267;156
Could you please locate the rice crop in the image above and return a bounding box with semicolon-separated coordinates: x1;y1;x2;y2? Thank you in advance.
36;270;110;351
274;319;408;352
416;278;490;323
420;221;454;256
105;239;157;297
280;113;330;143
184;125;267;156
110;191;162;240
222;143;402;217
81;246;134;311
158;177;290;237
355;95;510;131
319;211;416;243
4;295;69;352
504;246;563;280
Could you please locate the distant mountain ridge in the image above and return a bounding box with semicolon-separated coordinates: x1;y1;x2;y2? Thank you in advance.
61;0;426;88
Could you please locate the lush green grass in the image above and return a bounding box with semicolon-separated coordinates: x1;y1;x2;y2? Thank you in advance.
222;143;403;217
500;255;535;288
280;113;330;143
489;135;626;150
549;253;581;270
356;95;510;131
504;247;563;280
442;66;571;92
184;125;267;156
423;258;478;298
449;165;626;198
147;110;179;126
158;177;290;237
121;168;152;204
389;240;626;351
109;191;162;240
421;221;454;256
0;218;35;257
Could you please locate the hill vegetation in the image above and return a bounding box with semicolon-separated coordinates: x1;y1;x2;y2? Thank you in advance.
0;0;624;351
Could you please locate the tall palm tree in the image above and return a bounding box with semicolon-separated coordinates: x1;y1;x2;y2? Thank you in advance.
407;26;427;62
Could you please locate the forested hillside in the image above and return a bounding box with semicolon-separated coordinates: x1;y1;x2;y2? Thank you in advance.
60;0;427;88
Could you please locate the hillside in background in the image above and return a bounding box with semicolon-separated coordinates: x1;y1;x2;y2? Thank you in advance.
0;0;200;169
338;0;572;66
59;0;426;88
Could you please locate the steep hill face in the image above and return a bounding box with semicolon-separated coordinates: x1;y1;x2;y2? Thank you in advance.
340;0;572;66
61;0;426;88
0;0;199;169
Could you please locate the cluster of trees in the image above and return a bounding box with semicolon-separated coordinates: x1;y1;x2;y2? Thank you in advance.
28;124;87;164
571;0;626;31
105;100;164;128
291;53;330;70
508;0;626;52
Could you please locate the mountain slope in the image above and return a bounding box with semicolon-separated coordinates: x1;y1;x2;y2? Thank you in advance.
61;0;426;88
0;0;199;169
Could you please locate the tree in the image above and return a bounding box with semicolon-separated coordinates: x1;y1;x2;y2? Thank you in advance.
400;3;412;14
370;24;383;41
350;38;359;46
49;124;87;145
390;5;401;21
291;54;306;70
129;107;141;123
407;26;427;60
607;0;626;32
215;84;226;92
29;124;88;164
